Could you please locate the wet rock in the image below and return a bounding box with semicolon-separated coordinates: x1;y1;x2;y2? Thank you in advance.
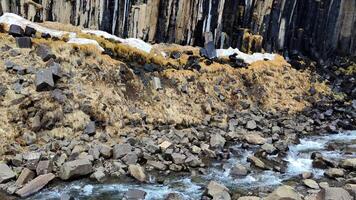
36;160;52;175
165;193;183;200
113;143;132;159
15;173;55;198
59;159;92;180
261;143;277;154
205;181;231;200
153;77;162;90
341;158;356;170
61;194;75;200
230;164;248;176
15;168;35;186
0;164;16;183
16;37;32;48
210;134;226;148
147;160;167;171
247;156;266;169
265;185;302;200
303;179;319;189
9;24;24;37
244;133;266;145
301;172;313;179
35;69;55;92
123;189;146;200
246;120;257;130
84;121;96;136
35;44;56;62
324;168;345;178
317;187;352;200
128;164;146;182
24;26;36;37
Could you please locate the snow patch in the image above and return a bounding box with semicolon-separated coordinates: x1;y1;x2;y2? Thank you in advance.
216;47;276;64
67;38;104;52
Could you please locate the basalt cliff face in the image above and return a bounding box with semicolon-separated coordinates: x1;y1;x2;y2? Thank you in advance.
0;0;355;59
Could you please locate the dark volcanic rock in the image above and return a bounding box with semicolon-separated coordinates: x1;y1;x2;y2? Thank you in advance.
35;44;56;62
35;69;55;92
8;24;24;37
16;37;32;48
24;26;36;37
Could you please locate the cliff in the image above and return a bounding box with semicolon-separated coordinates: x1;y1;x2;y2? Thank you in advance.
0;0;355;60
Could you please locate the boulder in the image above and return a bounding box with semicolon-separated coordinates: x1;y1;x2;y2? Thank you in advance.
303;179;319;189
15;168;35;186
59;159;92;180
206;181;231;200
35;44;56;62
84;121;96;136
165;193;183;200
49;62;62;80
113;143;132;159
341;158;356;170
16;37;32;48
261;143;277;154
15;173;55;198
171;153;186;164
9;24;24;37
210;134;226;148
0;163;16;183
36;160;52;175
128;164;146;182
24;26;36;37
247;156;267;169
159;141;172;151
99;144;112;158
147;160;167;171
123;189;146;200
35;69;55;92
90;168;106;183
265;185;302;200
324;168;344;178
230;164;249;176
317;187;352;200
244;133;266;145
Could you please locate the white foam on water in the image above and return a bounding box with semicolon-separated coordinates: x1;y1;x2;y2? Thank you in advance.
82;185;93;196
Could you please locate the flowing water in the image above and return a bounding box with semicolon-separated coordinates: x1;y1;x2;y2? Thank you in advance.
28;131;356;200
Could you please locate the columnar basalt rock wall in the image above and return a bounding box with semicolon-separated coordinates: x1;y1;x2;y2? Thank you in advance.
0;0;355;58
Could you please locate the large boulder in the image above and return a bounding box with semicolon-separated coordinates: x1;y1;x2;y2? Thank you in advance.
35;69;55;92
113;143;132;159
265;185;302;200
128;164;146;182
123;189;146;200
0;163;16;183
244;132;266;145
9;24;24;37
210;134;226;148
15;173;55;198
16;168;35;186
16;37;32;48
341;158;356;170
206;181;231;200
59;159;92;180
324;168;344;178
317;187;352;200
35;44;56;62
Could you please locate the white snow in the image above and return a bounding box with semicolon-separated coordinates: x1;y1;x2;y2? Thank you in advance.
216;47;276;64
0;13;76;38
82;29;153;53
67;38;104;52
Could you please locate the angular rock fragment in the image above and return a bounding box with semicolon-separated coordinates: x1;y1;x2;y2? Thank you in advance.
84;121;96;136
0;163;16;183
124;189;146;200
35;44;56;62
9;24;24;37
24;26;36;37
35;69;55;92
153;77;162;90
210;134;226;148
15;173;55;198
128;164;146;182
147;160;167;171
16;37;32;48
265;185;302;200
59;159;92;180
113;143;132;159
36;160;52;175
15;168;35;186
317;187;352;200
49;62;62;80
206;181;231;200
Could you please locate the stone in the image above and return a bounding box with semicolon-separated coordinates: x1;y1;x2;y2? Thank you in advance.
147;160;167;171
301;172;313;179
153;77;162;90
99;144;112;158
15;173;55;198
128;164;146;182
24;26;36;37
122;153;138;165
159;141;172;151
265;185;302;200
206;181;231;200
0;164;16;183
238;197;260;200
171;153;186;164
341;158;356;170
165;193;184;200
36;160;52;175
59;159;92;180
49;62;62;80
16;37;32;48
113;143;132;159
123;189;146;200
35;69;55;92
15;168;35;186
170;51;181;59
324;168;344;178
261;143;277;154
9;24;24;37
84;121;96;136
13;65;26;75
303;179;319;189
247;156;266;169
12;154;23;167
191;145;201;154
317;187;352;200
210;134;226;148
230;164;248;176
22;132;37;145
246;120;257;130
244;133;267;145
9;48;21;57
91;169;106;183
36;44;56;62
